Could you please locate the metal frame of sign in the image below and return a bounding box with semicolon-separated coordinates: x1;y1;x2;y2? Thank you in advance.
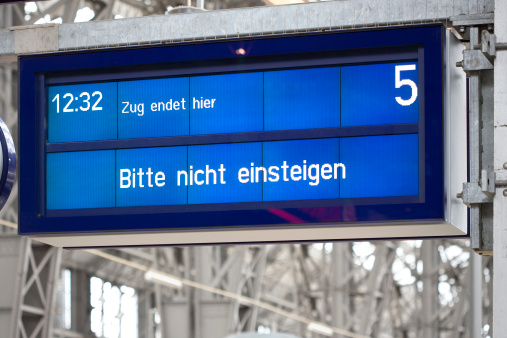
18;24;468;248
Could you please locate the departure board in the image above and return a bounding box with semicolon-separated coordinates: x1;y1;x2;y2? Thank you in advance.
19;24;466;247
46;62;419;210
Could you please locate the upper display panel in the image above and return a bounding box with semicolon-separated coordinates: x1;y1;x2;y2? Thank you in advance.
47;62;419;143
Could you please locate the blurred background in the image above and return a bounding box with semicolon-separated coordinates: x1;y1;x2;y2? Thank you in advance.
0;1;493;337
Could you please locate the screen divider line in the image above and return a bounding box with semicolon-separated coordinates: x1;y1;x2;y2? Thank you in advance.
262;72;265;203
116;82;118;206
187;77;191;204
338;139;342;199
115;150;117;207
261;141;264;203
263;72;265;132
186;145;189;205
339;67;342;128
46;124;420;153
339;67;341;199
116;82;119;140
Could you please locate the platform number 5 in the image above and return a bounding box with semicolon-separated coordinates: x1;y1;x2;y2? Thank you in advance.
395;65;418;106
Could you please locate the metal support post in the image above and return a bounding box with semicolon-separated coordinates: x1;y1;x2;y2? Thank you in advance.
9;238;62;338
456;25;495;254
137;290;151;338
246;247;268;332
151;248;167;338
62;0;82;23
331;243;349;338
70;269;92;335
470;252;483;337
421;241;437;338
468;27;483;251
493;0;507;335
193;247;203;338
184;247;195;338
357;243;390;337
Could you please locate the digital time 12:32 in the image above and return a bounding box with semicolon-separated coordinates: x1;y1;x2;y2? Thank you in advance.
51;91;103;113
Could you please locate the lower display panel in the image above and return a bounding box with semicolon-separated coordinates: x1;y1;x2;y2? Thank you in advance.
47;134;419;210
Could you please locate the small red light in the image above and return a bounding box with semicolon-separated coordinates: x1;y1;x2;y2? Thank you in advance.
235;48;246;55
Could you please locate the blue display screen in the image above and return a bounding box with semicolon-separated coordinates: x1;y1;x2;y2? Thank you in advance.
47;62;418;142
264;67;341;130
47;150;116;209
46;59;421;210
118;77;190;139
341;62;419;126
19;25;447;236
46;135;418;210
48;82;117;142
46;60;422;211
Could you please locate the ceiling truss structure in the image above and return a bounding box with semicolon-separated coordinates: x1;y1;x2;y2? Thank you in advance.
0;1;495;337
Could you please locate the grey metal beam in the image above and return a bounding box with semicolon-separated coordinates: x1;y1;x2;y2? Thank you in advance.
0;30;15;58
70;269;92;335
493;0;507;335
94;0;117;21
0;0;495;59
25;0;67;25
62;0;83;24
468;27;482;252
5;237;62;338
57;0;494;50
209;246;245;289
246;247;269;331
471;253;483;337
151;248;168;337
358;243;390;336
331;243;350;338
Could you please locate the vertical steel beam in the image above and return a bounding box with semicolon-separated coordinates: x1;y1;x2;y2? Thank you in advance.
246;247;268;332
193;247;203;338
70;269;92;334
151;248;167;337
469;27;482;250
3;4;13;28
331;243;349;338
358;243;389;336
289;245;303;337
493;0;507;335
421;241;437;338
136;290;149;338
61;0;82;24
480;67;495;253
8;238;61;338
471;252;483;337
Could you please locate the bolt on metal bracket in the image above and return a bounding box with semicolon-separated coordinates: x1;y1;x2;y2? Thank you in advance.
458;49;494;71
456;29;497;73
481;30;496;58
459;182;492;207
473;31;507;58
458;170;507;207
481;169;496;198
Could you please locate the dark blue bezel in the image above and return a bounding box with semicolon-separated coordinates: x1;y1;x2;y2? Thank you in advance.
19;24;445;237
